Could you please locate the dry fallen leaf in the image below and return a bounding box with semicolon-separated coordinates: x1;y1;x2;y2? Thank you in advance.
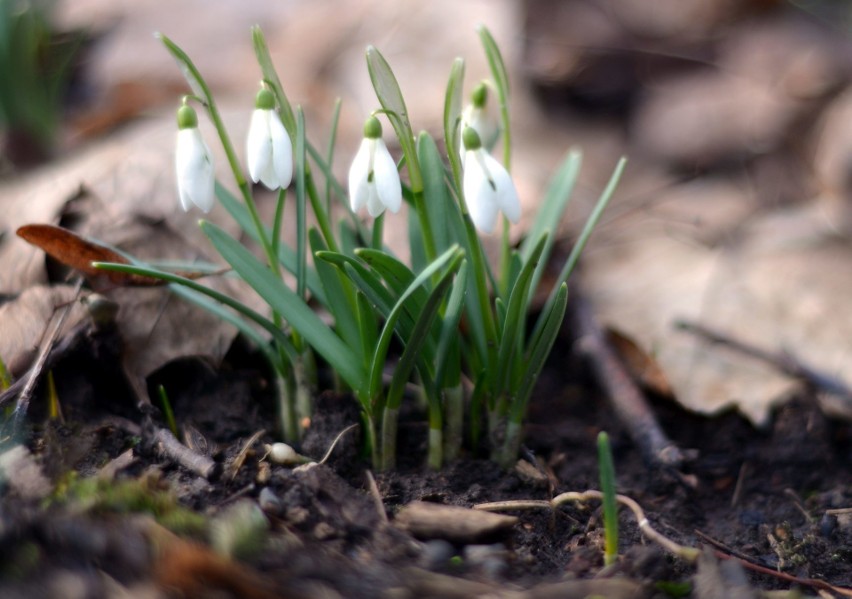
584;183;852;425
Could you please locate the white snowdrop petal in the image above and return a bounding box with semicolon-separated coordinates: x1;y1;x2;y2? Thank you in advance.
483;153;521;224
348;138;373;212
247;110;270;184
463;151;499;234
372;140;402;213
366;186;385;217
176;128;215;213
268;111;293;188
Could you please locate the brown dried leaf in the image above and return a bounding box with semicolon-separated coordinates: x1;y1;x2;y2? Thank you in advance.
606;327;674;397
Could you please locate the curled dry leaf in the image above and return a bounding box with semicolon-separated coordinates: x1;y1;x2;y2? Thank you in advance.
16;224;221;288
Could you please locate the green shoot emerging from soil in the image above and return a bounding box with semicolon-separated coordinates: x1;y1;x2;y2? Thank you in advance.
597;431;619;566
96;26;624;470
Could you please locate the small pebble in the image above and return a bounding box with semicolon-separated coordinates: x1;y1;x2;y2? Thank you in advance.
258;487;283;516
463;543;509;580
419;539;456;569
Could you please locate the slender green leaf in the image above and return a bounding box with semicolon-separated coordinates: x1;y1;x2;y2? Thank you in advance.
295;107;307;300
477;25;511;169
202;222;365;391
355;290;378;375
385;268;457;411
93;262;296;363
417;132;453;254
215;183;327;306
597;431;620;567
171;286;281;369
366;46;422;191
496;234;547;394
443;57;465;192
367;246;464;402
521;149;582;300
434;260;468;388
511;282;568;421
538;157;625;327
251;25;296;134
309;229;360;354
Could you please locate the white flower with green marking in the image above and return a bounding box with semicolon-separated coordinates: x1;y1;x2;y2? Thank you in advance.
348;116;402;217
247;88;293;190
459;82;499;163
462;127;520;234
175;104;215;213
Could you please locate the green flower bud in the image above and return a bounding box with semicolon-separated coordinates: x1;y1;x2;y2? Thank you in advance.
177;104;198;130
471;82;488;108
363;115;382;139
254;88;275;110
462;126;482;151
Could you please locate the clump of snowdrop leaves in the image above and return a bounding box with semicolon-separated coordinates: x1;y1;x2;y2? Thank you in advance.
462;127;520;234
175;103;215;213
97;27;624;474
247;87;293;190
348;115;402;217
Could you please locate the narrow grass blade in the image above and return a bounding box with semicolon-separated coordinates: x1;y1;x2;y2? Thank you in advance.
309;229;360;355
443;57;465;190
598;431;620;567
366;46;422;192
202;222;365;392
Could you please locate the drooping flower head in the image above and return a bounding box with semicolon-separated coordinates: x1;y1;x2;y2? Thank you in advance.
348;116;402;217
462;126;520;234
459;82;500;163
175;103;215;213
246;87;293;190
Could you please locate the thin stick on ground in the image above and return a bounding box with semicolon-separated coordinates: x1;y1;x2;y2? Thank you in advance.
695;529;852;597
475;490;700;562
11;279;84;426
676;319;852;404
153;427;220;481
571;289;686;469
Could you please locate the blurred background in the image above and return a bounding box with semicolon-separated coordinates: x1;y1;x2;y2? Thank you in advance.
3;0;852;420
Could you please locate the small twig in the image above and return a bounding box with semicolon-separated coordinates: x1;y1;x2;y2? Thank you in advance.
783;488;814;524
825;507;852;516
475;490;700;562
227;430;266;481
730;461;749;508
153;427;220;481
676;319;852;404
696;528;852;595
571;290;686;469
364;470;388;526
318;423;358;465
12;279;83;424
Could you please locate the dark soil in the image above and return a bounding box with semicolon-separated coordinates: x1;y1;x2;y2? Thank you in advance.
1;317;851;598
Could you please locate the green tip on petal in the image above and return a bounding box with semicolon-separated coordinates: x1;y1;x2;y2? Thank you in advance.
177;104;198;129
255;88;275;110
471;82;488;108
363;115;382;139
462;126;482;151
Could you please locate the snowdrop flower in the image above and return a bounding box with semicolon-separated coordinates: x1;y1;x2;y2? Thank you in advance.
462;127;521;234
348;116;402;217
246;88;293;190
175;104;215;213
459;82;499;164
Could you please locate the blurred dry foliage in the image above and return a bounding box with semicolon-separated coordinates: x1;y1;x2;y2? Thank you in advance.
2;0;852;421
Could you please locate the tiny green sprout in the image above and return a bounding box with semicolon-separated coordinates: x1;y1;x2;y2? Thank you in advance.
597;431;619;567
0;354;10;391
157;385;179;438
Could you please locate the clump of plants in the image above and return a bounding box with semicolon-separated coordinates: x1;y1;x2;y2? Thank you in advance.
98;26;624;470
